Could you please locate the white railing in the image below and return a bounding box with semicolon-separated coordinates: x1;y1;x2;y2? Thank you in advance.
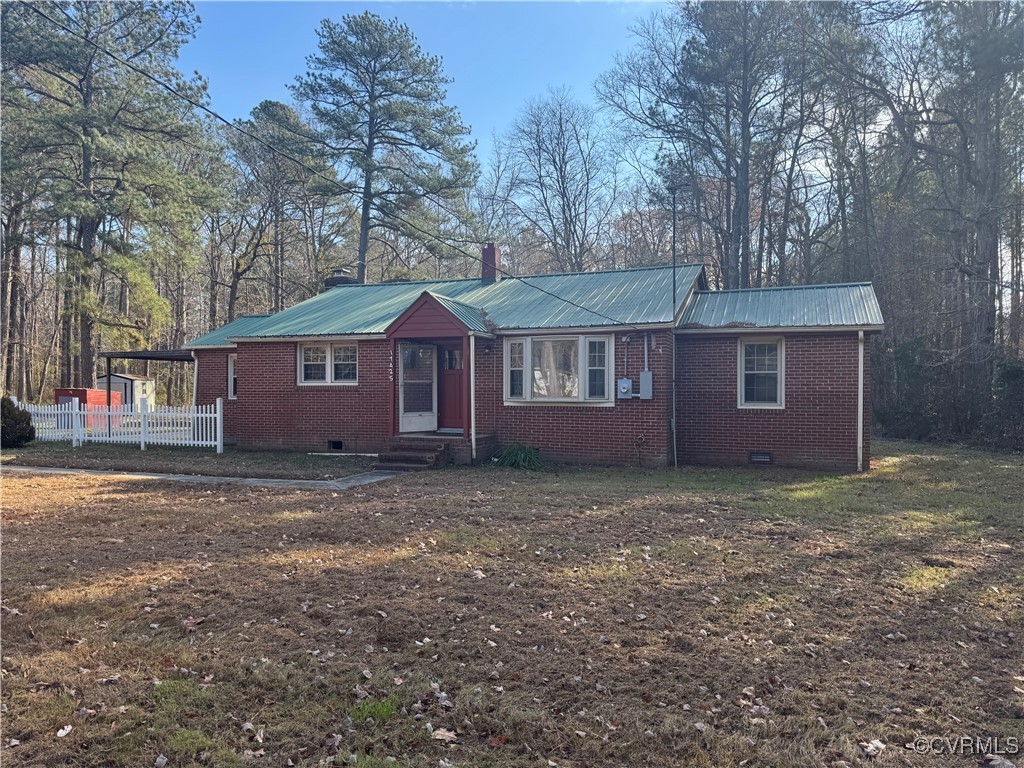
18;397;223;453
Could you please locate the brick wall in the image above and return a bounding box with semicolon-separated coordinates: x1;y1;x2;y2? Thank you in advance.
476;331;674;466
195;341;393;452
193;329;872;470
676;332;872;471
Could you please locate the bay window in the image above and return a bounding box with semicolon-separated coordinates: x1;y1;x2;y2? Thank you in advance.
505;335;613;404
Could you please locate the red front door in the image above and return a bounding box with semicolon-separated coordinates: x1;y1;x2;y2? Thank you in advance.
437;343;465;432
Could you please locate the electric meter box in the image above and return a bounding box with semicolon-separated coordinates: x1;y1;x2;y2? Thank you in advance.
617;378;633;399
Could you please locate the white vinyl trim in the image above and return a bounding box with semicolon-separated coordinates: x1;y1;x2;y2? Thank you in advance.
470;335;477;461
503;334;615;406
227;353;238;400
737;337;785;409
296;342;358;386
857;330;865;472
237;333;386;343
677;325;883;335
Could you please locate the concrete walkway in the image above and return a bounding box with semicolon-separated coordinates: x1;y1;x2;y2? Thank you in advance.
2;465;399;491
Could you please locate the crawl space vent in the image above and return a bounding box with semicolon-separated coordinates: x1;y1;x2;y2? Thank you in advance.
749;452;773;465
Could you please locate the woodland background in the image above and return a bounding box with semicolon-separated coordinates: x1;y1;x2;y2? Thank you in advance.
2;1;1022;447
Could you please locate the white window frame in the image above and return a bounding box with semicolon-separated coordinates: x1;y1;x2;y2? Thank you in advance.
297;342;358;386
737;337;785;409
227;353;238;400
503;335;614;406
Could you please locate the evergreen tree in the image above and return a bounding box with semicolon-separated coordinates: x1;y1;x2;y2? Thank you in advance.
293;11;478;283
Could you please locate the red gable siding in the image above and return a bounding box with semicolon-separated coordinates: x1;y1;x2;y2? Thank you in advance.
387;293;467;339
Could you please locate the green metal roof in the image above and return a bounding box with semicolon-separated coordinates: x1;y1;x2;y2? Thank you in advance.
185;314;272;349
190;265;705;342
677;283;884;330
427;292;494;334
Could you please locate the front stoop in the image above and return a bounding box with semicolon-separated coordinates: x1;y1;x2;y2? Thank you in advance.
375;440;448;471
374;433;498;470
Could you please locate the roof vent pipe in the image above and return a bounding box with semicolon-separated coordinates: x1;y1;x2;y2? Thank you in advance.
482;243;498;282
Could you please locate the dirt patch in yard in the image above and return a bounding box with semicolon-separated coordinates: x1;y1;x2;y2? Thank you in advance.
1;443;374;480
1;440;1022;767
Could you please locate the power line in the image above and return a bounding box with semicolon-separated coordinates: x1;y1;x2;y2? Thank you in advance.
19;0;680;332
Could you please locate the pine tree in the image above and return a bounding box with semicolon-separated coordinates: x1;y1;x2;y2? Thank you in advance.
293;11;478;283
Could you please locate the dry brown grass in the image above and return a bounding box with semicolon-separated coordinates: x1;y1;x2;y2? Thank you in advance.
1;443;374;480
2;440;1022;767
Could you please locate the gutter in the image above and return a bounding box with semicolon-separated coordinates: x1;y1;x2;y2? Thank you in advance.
674;325;885;335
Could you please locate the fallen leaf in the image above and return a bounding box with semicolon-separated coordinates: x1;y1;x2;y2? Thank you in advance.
488;735;509;747
432;728;458;743
57;725;73;738
859;739;886;757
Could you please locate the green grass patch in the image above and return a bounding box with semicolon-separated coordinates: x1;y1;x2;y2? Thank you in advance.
351;695;399;723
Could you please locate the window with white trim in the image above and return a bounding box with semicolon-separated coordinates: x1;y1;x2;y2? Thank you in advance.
738;338;784;408
227;353;238;399
508;340;525;399
332;344;358;382
504;336;613;404
299;343;358;385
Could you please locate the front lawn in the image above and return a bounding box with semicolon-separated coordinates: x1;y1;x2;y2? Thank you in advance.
2;440;1021;767
1;442;374;480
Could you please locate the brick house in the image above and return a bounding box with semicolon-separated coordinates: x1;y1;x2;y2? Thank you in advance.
186;245;883;471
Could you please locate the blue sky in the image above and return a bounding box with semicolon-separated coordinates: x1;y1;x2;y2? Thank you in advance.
178;1;663;161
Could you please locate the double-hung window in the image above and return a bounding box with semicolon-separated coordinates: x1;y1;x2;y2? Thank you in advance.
227;353;238;399
299;343;358;385
505;336;613;404
738;338;784;408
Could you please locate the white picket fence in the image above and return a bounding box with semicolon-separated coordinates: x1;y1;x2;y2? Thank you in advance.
18;397;223;453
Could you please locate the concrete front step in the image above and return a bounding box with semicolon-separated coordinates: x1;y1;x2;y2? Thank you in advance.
374;460;435;472
378;450;443;464
383;441;446;453
375;439;450;471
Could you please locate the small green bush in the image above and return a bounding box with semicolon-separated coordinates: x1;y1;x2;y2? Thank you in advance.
0;396;35;448
494;444;543;471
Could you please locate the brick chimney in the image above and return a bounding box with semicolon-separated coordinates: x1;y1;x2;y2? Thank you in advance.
481;242;499;282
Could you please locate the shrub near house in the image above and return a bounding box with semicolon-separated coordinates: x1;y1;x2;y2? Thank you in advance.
1;396;35;448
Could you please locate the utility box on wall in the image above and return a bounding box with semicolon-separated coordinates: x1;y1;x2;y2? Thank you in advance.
617;378;633;399
638;371;653;399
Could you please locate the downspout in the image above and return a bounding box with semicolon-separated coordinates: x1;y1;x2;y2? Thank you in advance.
469;334;477;462
191;351;198;408
672;333;678;468
857;330;864;472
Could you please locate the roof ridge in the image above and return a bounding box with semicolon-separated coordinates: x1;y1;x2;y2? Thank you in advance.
696;282;872;294
324;263;702;289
